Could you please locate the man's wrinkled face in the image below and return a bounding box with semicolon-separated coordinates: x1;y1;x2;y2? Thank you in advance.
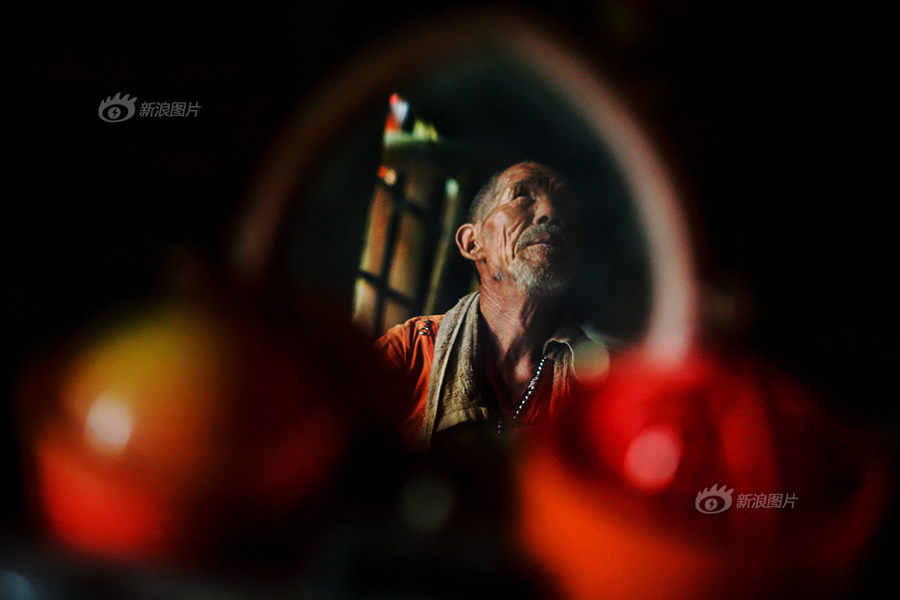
477;164;582;296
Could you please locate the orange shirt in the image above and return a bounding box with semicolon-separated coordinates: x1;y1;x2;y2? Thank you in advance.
376;312;569;447
375;315;443;447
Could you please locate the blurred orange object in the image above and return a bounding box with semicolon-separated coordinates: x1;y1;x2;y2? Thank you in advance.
16;294;352;565
514;350;892;600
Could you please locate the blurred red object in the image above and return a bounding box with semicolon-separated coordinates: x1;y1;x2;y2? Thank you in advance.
15;292;358;566
514;349;892;600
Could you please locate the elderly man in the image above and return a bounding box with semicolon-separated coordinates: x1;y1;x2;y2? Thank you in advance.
377;162;586;448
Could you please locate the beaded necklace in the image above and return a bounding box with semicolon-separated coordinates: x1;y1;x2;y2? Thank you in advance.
496;355;550;436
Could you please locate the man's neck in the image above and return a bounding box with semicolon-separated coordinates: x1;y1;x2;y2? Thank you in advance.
478;284;560;402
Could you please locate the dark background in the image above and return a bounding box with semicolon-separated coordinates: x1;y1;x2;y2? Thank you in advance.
5;0;896;589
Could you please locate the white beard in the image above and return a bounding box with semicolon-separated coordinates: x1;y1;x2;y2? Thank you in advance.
507;251;573;297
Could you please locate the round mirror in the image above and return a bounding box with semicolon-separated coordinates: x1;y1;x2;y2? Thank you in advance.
232;11;697;363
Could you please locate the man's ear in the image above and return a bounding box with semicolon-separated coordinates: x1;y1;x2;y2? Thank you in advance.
456;223;482;260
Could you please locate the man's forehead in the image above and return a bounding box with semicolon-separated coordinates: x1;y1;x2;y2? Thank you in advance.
498;164;567;197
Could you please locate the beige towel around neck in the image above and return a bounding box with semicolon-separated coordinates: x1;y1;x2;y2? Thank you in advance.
419;291;579;448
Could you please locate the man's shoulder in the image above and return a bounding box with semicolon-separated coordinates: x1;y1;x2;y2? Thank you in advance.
403;314;445;331
375;314;445;358
375;292;478;362
383;314;445;337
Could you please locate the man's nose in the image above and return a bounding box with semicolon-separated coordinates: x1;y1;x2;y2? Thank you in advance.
533;196;563;226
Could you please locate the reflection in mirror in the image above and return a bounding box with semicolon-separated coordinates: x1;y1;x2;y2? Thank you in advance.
269;57;652;349
233;15;697;363
233;13;702;373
